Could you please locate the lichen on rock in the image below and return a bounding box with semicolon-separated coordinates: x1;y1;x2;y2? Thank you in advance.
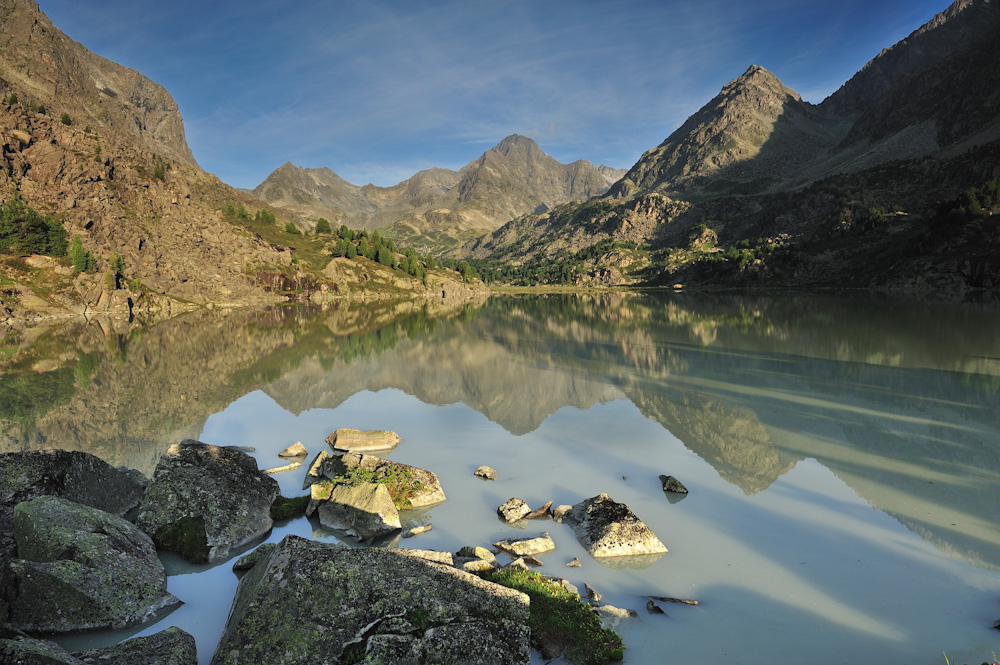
136;440;279;563
564;493;667;559
210;534;530;665
7;495;179;632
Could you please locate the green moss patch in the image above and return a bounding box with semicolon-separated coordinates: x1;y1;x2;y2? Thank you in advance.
270;494;310;521
480;568;624;665
155;515;209;564
330;464;424;509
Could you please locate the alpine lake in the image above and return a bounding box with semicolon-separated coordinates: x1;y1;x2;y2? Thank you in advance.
2;291;1000;665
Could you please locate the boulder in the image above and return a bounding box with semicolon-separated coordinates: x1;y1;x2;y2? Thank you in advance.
398;549;454;566
456;546;498;566
659;475;688;494
325;428;401;452
316;482;401;542
564;493;668;558
136;441;279;563
74;626;197;665
493;533;555;557
7;496;179;632
474;465;497;480
232;543;276;572
497;497;531;523
525;500;553;519
315;452;446;509
210;534;530;665
0;450;148;557
278;442;308;458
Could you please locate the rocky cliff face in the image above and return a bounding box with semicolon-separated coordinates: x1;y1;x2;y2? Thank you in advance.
253;134;624;252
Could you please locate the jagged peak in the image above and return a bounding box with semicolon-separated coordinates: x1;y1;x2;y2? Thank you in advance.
723;64;801;101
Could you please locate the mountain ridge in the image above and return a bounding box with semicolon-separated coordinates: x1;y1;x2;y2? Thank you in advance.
252;134;625;253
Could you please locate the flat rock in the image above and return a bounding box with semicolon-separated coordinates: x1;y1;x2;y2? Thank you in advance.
456;546;497;566
278;442;308;458
74;626;197;665
497;497;531;523
525;500;553;519
317;482;401;542
403;524;433;538
136;441;279;563
398;549;454;566
210;534;530;665
474;465;497;480
564;493;667;558
8;496;179;632
493;533;555;557
325;428;401;452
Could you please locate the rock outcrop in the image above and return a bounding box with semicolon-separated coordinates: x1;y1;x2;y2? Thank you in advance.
136;441;279;563
7;495;179;632
0;626;197;665
564;493;668;558
308;451;446;509
210;534;530;665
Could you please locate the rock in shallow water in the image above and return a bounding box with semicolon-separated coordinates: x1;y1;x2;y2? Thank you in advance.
8;495;180;632
564;493;667;558
211;534;530;665
326;428;401;452
316;482;401;542
136;440;279;563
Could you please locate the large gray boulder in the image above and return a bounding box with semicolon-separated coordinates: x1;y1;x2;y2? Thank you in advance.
564;493;668;558
211;535;530;665
0;450;147;556
7;496;180;632
309;451;446;509
0;632;83;665
136;441;279;563
316;482;402;542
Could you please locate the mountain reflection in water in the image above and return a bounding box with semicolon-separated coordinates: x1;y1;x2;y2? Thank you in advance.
3;292;999;663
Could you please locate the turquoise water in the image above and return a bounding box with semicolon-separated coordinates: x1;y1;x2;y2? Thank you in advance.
5;292;1000;664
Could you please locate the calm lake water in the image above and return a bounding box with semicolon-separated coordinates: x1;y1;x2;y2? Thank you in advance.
2;292;1000;664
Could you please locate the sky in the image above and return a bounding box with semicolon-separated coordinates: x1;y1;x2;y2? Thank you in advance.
37;0;951;190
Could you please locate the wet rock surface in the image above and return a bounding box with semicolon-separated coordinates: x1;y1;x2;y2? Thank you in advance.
8;495;179;632
211;534;530;665
136;441;279;563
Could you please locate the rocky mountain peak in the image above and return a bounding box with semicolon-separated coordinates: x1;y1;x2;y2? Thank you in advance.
491;133;541;157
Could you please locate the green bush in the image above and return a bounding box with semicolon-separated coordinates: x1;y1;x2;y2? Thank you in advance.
315;217;331;234
284;221;301;235
60;112;72;125
68;234;95;272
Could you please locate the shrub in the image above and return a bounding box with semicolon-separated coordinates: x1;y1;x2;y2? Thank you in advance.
60;112;72;125
284;221;302;235
315;217;331;234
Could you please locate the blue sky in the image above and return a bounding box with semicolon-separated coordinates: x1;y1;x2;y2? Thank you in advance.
38;0;949;189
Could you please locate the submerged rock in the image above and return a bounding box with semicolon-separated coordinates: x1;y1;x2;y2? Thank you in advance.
8;496;179;632
316;482;402;542
564;493;668;558
74;626;197;664
210;534;530;665
325;428;402;452
136;441;279;563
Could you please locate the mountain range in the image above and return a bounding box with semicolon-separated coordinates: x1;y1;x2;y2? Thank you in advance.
253;134;625;253
461;0;1000;299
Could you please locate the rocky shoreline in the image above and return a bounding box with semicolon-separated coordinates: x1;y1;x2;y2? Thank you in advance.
0;436;681;664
